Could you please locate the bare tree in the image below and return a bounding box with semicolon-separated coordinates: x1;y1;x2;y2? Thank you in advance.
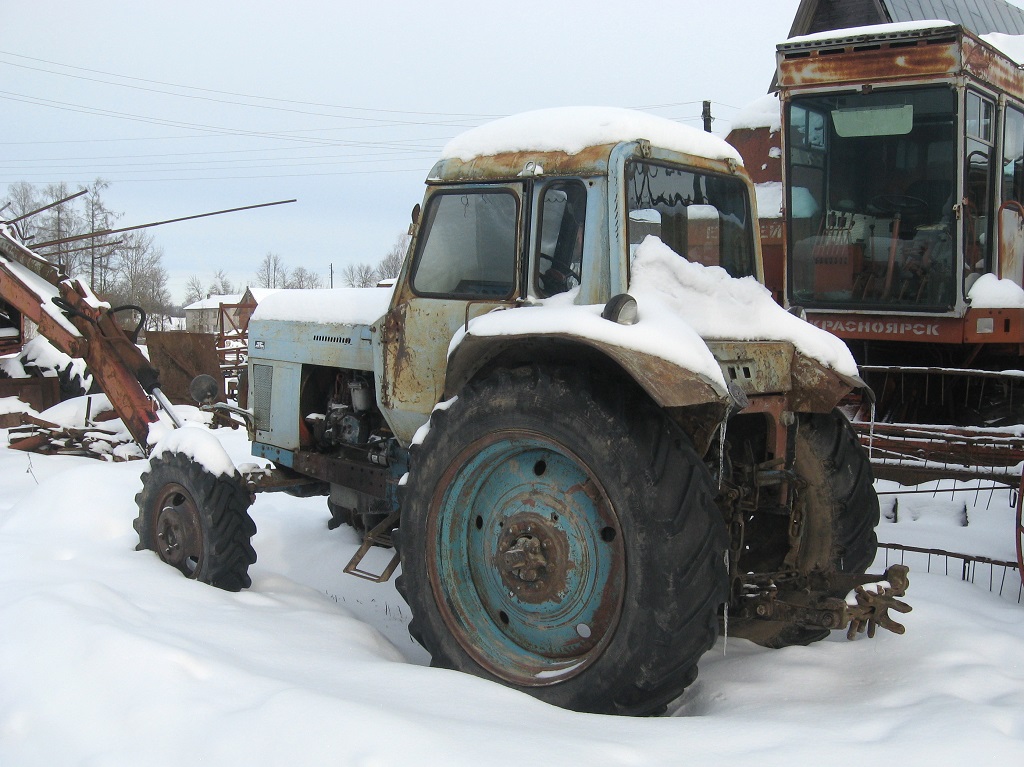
82;180;119;293
184;274;206;305
4;182;42;232
342;262;378;288
289;266;324;289
377;232;409;281
209;269;236;296
107;231;173;330
255;252;290;289
36;182;85;278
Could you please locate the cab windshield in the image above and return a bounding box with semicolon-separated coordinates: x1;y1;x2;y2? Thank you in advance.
625;160;757;279
786;86;959;311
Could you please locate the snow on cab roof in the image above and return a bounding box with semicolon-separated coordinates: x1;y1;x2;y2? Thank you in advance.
981;31;1024;64
784;20;957;46
440;107;742;165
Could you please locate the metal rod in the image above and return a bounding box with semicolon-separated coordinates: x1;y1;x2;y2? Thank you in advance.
151;387;184;429
5;189;88;225
31;198;297;249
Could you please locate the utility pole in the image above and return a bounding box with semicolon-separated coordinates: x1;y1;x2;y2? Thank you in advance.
702;100;713;133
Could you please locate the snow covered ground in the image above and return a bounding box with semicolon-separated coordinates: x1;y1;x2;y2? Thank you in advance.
0;402;1022;766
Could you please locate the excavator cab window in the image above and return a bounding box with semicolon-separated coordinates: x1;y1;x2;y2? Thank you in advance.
786;86;957;311
964;91;996;283
998;105;1024;287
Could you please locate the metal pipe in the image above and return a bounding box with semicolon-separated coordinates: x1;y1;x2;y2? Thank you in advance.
151;387;184;429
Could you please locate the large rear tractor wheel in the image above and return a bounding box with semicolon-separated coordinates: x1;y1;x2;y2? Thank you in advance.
731;409;879;647
134;450;257;591
396;366;729;715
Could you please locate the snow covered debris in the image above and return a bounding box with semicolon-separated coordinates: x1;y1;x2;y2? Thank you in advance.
0;395;33;417
20;336;92;392
630;237;859;376
968;273;1024;309
252;286;393;325
441;106;743;165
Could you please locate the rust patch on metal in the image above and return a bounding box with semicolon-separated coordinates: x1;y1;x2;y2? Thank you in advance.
779;38;959;89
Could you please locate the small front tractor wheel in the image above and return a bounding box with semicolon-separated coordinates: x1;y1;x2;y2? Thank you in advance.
397;366;729;716
134;450;256;591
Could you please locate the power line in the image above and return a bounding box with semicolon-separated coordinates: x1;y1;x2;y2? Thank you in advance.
0;49;503;121
0;90;476;147
0;165;429;184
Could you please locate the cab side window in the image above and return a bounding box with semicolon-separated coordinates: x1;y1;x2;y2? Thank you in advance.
536;181;586;297
411;190;518;299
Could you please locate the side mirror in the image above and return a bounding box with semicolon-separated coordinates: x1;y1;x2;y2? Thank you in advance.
408;203;421;236
189;374;220;406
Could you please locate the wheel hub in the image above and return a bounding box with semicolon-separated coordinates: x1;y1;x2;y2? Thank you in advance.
497;514;569;602
156;506;188;565
151;485;202;576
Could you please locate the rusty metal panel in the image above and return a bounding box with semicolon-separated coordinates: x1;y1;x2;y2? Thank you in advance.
0;376;60;422
963;35;1024;102
146;331;223;405
963;307;1024;343
805;311;967;343
727;127;782;185
779;37;960;89
707;340;795;396
429;145;615;183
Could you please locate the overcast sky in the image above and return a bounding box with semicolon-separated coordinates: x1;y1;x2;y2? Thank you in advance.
1;1;804;302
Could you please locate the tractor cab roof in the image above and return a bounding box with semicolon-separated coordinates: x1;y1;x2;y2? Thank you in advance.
427;107;744;183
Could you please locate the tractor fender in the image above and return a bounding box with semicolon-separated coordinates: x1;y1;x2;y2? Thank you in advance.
444;308;731;411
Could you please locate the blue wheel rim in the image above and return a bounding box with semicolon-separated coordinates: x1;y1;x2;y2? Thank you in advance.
427;432;625;685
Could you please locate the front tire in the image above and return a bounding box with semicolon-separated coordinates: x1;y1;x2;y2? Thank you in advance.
397;367;729;715
134;450;257;591
730;409;879;647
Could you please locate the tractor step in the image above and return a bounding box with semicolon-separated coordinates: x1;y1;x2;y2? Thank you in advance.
343;511;401;583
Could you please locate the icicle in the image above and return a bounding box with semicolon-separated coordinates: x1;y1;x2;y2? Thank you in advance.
718;421;728;490
868;400;876;460
722;549;729;656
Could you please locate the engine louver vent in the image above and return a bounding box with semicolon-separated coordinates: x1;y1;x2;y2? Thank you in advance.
253;363;273;431
312;334;353;345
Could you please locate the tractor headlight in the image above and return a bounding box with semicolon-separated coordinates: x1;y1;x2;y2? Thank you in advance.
602;293;639;325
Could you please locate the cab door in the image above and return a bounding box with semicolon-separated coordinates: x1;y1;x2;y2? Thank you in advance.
379;184;525;443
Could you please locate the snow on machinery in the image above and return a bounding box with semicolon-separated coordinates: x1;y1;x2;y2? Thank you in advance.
133;107;911;716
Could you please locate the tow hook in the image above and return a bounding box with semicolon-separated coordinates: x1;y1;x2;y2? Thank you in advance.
844;564;912;639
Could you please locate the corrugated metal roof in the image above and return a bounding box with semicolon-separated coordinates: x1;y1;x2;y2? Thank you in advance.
885;0;1024;35
790;0;1024;36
